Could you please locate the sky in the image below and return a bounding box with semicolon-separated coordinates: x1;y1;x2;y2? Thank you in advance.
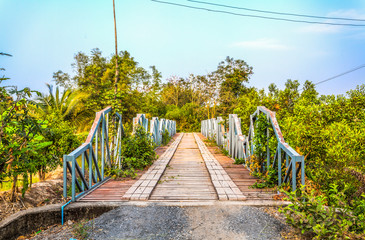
0;0;364;95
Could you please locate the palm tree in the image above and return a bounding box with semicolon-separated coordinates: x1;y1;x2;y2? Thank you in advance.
34;84;91;128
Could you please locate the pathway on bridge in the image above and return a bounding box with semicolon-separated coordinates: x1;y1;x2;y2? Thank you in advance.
150;133;217;200
80;132;276;202
198;133;276;200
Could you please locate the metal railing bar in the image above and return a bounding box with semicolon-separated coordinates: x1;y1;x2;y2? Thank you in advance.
74;161;89;190
114;119;121;160
81;152;85;191
84;151;97;184
102;121;112;167
94;121;98;181
283;159;293;183
279;142;300;158
86;114;102;143
74;177;111;201
296;162;302;179
100;123;104;180
91;149;102;182
67;143;89;158
66;161;82;192
272;145;278;169
85;107;111;144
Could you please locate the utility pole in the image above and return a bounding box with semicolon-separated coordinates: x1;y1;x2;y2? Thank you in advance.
112;0;119;165
113;0;119;99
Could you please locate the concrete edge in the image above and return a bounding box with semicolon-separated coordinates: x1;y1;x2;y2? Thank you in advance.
113;200;291;207
0;202;121;240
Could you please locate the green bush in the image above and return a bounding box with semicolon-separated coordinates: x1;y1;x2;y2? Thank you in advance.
105;166;137;179
121;126;156;169
251;166;278;189
280;185;365;239
161;129;171;145
234;158;245;165
106;126;157;179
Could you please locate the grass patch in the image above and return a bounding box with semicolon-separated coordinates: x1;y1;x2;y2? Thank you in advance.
72;219;92;240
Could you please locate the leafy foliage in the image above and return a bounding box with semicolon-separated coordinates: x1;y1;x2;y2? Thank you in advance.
280;186;365;239
161;129;171;146
0;54;81;200
121;126;156;169
106;126;157;178
233;81;365;238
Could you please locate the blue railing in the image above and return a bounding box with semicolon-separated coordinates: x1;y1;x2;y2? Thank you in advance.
133;114;176;145
201;106;305;191
63;106;122;201
64;108;176;202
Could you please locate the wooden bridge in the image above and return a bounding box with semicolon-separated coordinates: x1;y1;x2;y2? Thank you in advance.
79;133;274;202
62;106;304;210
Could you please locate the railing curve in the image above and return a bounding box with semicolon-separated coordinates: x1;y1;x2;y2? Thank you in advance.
201;106;305;191
63;106;123;201
64;109;177;202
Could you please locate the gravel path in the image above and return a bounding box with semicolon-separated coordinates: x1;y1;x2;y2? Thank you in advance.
87;205;189;240
33;204;287;240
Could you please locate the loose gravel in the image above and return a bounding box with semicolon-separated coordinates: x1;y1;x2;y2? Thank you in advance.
226;206;287;240
31;204;289;240
87;205;189;240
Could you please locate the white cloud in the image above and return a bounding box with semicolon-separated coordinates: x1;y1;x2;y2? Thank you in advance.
298;9;365;34
231;38;290;50
327;9;365;19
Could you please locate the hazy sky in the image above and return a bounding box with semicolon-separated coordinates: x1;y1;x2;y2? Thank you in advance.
1;0;364;95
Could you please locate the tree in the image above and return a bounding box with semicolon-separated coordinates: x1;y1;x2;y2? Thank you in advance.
212;56;253;116
52;70;73;89
0;79;52;200
34;84;89;126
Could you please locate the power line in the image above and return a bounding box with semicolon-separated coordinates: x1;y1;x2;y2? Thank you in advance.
313;64;365;86
187;0;365;22
300;64;365;91
0;53;12;57
151;0;365;26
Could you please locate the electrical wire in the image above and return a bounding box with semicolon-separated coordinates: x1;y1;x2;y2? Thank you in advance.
151;0;365;26
151;0;365;88
300;64;365;90
187;0;365;22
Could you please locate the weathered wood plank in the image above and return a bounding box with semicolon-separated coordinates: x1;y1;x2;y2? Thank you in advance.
197;133;276;201
151;133;218;200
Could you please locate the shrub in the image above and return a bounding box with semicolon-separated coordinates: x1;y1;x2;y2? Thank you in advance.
280;185;365;239
161;129;171;145
106;126;156;179
121;126;156;169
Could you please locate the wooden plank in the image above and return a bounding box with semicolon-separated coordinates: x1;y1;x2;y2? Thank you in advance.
196;133;276;200
150;133;218;200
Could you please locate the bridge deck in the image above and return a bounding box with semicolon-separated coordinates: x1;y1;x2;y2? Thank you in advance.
79;132;276;202
197;133;276;200
150;133;217;200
